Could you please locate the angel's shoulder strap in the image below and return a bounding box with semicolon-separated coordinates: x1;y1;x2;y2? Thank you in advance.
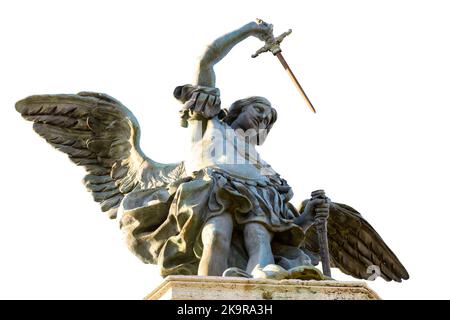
16;91;185;219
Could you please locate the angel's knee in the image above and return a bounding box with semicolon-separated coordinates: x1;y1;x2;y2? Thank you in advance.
244;223;272;252
201;214;233;252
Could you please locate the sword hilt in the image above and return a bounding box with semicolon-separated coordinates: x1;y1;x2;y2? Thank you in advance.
311;189;329;223
251;29;292;58
311;189;329;224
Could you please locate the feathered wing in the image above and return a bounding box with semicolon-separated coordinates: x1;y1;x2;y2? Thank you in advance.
301;201;409;282
16;92;185;219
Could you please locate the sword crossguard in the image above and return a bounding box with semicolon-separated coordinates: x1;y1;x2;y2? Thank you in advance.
251;29;292;58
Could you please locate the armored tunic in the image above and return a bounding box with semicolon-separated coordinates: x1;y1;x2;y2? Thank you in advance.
119;85;312;276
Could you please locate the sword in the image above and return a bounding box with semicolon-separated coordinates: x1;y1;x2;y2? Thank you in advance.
252;19;316;113
311;189;332;278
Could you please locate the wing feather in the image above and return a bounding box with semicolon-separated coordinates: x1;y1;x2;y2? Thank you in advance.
302;201;409;282
16;92;185;219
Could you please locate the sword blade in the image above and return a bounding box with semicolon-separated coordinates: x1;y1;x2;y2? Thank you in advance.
276;52;316;113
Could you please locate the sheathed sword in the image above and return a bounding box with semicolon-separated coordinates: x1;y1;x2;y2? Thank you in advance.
311;189;332;278
252;20;316;113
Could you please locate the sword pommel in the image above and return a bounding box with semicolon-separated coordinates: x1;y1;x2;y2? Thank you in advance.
251;29;292;58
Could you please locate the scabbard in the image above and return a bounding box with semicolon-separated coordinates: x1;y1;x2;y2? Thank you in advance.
315;218;332;277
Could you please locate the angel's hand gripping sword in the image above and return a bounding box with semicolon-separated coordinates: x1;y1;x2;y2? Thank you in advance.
252;19;316;113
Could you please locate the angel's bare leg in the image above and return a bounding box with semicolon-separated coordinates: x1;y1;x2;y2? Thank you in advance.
198;212;233;276
244;222;274;274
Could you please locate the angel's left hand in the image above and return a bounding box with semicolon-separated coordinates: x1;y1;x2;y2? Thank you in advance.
313;199;330;222
295;197;330;230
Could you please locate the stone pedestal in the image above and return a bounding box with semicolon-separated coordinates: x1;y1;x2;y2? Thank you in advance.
145;275;380;300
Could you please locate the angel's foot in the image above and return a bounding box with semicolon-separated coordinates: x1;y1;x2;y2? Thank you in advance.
223;264;332;281
288;265;333;281
251;264;290;280
222;267;252;278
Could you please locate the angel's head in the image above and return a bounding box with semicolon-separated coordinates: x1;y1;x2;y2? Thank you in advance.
222;96;277;145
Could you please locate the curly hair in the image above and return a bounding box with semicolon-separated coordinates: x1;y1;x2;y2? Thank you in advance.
221;96;277;132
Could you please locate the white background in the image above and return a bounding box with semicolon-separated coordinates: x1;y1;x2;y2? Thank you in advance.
0;0;448;299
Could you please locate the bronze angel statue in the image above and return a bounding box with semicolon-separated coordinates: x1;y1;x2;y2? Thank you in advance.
15;20;408;282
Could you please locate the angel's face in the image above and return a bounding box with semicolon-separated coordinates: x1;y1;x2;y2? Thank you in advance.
230;102;274;145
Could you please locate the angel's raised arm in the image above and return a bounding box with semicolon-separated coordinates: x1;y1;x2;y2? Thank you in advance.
174;21;273;127
193;20;274;87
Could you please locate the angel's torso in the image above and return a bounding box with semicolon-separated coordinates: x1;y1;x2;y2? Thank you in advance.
185;117;278;182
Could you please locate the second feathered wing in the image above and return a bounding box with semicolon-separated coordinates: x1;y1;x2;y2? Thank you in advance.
16;91;185;219
300;201;409;282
